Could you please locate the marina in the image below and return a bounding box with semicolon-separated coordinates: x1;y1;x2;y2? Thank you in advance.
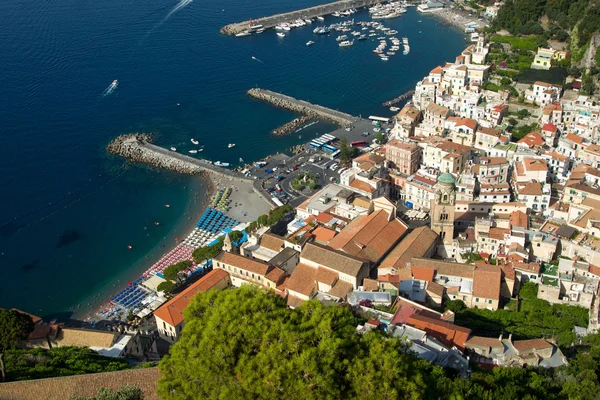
220;0;391;35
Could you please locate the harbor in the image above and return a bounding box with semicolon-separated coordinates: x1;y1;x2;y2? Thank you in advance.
220;0;388;35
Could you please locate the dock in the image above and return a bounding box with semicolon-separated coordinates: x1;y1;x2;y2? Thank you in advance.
220;0;384;35
247;88;357;126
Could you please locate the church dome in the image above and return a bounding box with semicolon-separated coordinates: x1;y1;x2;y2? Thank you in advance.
437;172;456;185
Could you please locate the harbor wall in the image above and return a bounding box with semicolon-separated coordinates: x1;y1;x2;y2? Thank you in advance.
247;88;356;126
272;115;316;136
220;0;385;35
107;134;276;207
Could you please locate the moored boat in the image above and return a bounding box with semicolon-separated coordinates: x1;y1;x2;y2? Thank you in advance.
191;139;199;145
306;40;315;46
277;32;285;38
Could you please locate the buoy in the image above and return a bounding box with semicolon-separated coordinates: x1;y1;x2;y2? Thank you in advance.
165;204;170;208
127;245;132;249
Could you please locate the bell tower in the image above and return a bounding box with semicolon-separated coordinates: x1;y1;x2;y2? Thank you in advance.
430;173;456;245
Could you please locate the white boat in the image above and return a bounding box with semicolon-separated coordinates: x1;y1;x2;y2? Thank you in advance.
189;150;198;154
170;147;177;151
306;40;315;46
191;139;199;145
109;80;118;89
256;28;265;33
380;56;388;61
277;32;285;38
228;143;236;148
235;30;251;37
275;25;284;30
389;107;400;112
282;25;291;31
214;161;231;167
339;40;354;47
336;35;348;42
317;16;324;21
239;158;244;163
304;19;312;24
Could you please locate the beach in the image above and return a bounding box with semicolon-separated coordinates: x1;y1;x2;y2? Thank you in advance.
431;8;487;31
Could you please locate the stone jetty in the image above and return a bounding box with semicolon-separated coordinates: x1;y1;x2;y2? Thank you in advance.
382;90;415;107
247;88;356;126
221;0;384;35
272;115;316;136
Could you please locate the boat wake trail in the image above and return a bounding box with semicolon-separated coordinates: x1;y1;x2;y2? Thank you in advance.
251;56;264;63
146;0;193;35
101;81;118;98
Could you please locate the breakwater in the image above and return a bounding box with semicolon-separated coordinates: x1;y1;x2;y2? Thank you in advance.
382;90;415;107
221;0;384;35
247;88;356;126
272;115;316;136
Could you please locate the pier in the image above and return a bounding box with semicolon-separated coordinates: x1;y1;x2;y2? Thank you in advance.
247;88;357;126
220;0;384;35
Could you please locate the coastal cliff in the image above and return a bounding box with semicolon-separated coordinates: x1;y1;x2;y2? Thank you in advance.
107;134;204;175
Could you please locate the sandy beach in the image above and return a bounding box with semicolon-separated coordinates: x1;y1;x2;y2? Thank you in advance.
75;170;271;325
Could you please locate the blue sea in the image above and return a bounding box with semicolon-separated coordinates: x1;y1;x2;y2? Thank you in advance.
0;0;466;318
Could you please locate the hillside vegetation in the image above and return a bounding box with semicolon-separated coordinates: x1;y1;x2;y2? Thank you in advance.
492;0;600;67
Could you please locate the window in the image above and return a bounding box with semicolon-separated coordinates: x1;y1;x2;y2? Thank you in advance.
488;299;492;304
476;298;480;302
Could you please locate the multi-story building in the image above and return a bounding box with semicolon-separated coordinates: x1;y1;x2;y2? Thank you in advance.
385;140;422;175
472;157;510;185
526;81;562;106
390;104;422;139
513;158;548;183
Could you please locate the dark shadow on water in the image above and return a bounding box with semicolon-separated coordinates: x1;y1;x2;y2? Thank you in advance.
56;229;82;248
0;221;25;237
20;259;40;272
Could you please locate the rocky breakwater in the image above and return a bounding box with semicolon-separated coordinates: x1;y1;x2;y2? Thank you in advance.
107;134;203;175
247;88;355;127
272;115;316;136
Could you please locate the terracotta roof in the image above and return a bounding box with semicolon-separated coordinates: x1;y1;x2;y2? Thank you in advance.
285;263;317;297
472;265;501;301
379;226;438;270
56;328;117;349
12;309;42;324
426;102;451;118
590;264;600;277
390;297;443;325
349;179;376;193
542;123;557;132
378;273;402;283
511;262;541;274
426;281;445;297
510;211;529;229
411;258;475;279
534;81;553;87
328;209;408;263
564;133;583;144
465;335;503;349
260;233;284;252
522;158;548;172
489;227;510;240
412;266;435;281
544;151;568;162
353;152;385;165
301;242;367;277
312;226;337;244
517;181;543;196
585;144;600;156
265;266;287;284
153;269;230;327
316;212;335;224
430;66;443;74
406;314;471;349
328;280;354;298
455;118;477;130
386;139;419;152
214;252;270;275
397;105;421;121
477;126;501;137
363;278;379;291
287;295;306;309
501;265;516;280
517;132;544;148
0;368;160;400
316;267;339;286
512;339;553;352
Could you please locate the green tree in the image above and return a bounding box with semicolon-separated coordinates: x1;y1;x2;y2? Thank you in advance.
157;281;176;293
72;385;143;400
519;281;539;299
0;309;34;381
229;230;243;243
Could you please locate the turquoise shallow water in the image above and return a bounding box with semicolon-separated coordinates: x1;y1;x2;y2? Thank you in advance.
0;0;466;317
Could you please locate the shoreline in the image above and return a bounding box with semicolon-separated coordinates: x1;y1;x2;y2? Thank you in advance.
71;171;215;323
429;8;487;31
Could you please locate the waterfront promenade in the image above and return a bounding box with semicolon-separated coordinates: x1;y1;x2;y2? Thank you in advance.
221;0;385;35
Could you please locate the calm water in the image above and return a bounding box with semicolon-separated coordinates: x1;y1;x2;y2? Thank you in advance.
0;0;466;317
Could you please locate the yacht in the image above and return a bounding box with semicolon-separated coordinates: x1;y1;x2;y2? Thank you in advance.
235;30;251;37
275;25;284;30
189;150;198;154
191;139;199;145
256;28;265;33
170;147;177;151
304;19;312;24
358;35;367;40
306;40;315;46
109;80;118;89
214;161;231;167
277;32;285;38
336;35;348;42
338;40;354;47
228;143;236;148
317;16;325;21
389;106;400;112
